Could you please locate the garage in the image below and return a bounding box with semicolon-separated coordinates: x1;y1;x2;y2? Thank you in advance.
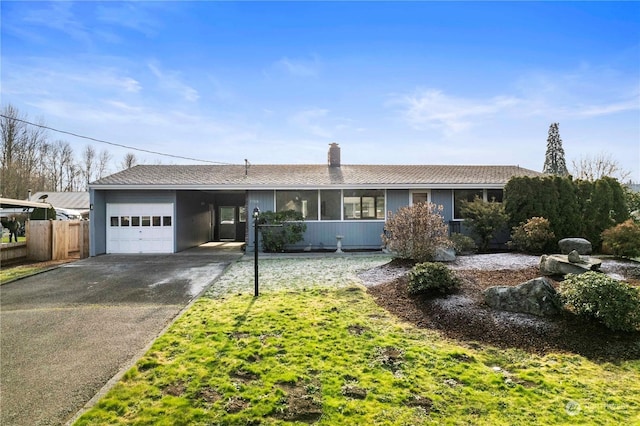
106;203;174;253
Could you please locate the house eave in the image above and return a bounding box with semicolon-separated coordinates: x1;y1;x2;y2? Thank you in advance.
89;182;508;191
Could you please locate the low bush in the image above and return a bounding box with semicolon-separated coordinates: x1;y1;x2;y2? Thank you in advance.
449;233;477;255
257;210;307;252
407;262;461;295
381;202;451;263
508;217;556;254
601;219;640;258
559;271;640;332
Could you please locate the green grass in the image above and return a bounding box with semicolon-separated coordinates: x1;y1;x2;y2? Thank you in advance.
75;257;640;425
0;264;43;284
1;235;26;243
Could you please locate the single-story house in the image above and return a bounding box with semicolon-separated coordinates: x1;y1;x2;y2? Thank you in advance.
88;144;542;255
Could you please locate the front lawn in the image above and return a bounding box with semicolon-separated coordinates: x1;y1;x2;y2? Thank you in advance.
74;257;640;425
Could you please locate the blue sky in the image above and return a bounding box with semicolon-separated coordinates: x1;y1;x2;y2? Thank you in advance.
2;1;639;181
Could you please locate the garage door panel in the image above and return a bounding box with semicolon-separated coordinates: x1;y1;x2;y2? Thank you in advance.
107;203;174;254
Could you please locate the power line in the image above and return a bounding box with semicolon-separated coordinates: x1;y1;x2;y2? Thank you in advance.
0;114;235;165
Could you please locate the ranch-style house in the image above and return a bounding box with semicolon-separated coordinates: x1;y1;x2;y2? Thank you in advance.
88;143;541;255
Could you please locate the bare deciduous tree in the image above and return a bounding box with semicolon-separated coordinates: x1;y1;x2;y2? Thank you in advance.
81;145;96;190
1;104;48;198
571;152;631;183
97;149;112;180
120;152;138;170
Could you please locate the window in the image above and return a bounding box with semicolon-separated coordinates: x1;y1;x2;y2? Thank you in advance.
454;190;483;219
131;216;140;226
320;190;341;220
153;216;161;226
120;216;130;226
110;216;119;226
343;190;385;220
276;190;318;220
142;216;151;226
162;216;171;226
412;192;429;205
487;189;503;203
239;207;247;223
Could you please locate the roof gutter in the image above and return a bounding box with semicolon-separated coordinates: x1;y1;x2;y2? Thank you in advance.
89;183;507;191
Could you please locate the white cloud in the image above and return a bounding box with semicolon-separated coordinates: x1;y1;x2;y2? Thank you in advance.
19;2;93;45
572;98;639;118
514;66;640;119
273;56;321;77
148;63;200;102
289;108;332;138
395;89;521;134
96;3;163;38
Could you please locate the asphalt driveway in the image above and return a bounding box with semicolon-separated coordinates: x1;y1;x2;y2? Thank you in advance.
1;245;243;426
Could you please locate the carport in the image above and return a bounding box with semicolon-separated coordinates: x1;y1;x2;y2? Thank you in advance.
90;188;247;256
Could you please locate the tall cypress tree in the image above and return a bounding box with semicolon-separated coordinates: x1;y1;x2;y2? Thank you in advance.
542;122;569;176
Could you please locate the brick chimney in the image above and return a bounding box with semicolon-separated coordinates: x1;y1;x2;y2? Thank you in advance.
328;143;341;167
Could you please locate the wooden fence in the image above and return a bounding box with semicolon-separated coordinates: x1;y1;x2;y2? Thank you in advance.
1;242;27;264
2;220;91;262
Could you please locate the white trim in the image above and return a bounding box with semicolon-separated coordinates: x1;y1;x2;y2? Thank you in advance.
90;183;507;191
409;189;432;206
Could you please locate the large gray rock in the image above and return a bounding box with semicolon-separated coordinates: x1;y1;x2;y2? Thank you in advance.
434;247;456;262
558;238;592;255
539;253;602;276
483;277;562;317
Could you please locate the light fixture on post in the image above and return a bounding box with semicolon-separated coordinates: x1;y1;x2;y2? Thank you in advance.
253;206;260;297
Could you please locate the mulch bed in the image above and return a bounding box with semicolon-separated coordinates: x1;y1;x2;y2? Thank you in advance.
367;264;640;362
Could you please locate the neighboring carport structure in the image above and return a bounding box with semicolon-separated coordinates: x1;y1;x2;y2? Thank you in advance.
0;196;54;211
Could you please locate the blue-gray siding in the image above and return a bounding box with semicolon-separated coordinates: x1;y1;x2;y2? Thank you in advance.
176;191;210;252
90;189;177;256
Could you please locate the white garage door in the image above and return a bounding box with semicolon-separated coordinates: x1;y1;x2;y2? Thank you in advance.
106;203;174;253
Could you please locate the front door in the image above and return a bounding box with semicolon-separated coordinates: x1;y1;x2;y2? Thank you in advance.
219;206;236;241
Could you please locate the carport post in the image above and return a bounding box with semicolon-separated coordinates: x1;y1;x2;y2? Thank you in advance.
253;207;260;297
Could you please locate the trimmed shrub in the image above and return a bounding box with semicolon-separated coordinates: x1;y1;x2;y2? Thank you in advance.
559;272;640;332
382;202;451;263
601;219;640;258
504;175;580;241
459;196;508;252
581;176;629;248
508;217;556;254
407;262;461;295
449;233;477;255
257;210;306;252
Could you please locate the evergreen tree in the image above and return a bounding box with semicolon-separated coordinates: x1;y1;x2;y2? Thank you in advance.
542;122;569;176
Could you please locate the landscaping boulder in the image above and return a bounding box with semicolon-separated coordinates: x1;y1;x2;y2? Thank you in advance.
483;277;562;317
539;253;602;276
434;247;456;262
558;238;592;255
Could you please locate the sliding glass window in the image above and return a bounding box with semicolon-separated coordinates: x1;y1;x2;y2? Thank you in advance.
343;190;385;220
275;190;318;220
320;190;341;220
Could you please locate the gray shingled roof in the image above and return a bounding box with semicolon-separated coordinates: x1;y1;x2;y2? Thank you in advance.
90;164;543;189
29;191;89;209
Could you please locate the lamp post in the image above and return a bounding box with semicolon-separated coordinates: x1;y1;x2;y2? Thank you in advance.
253;206;260;297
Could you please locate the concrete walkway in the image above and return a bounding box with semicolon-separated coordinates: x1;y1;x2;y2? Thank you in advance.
0;243;243;426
